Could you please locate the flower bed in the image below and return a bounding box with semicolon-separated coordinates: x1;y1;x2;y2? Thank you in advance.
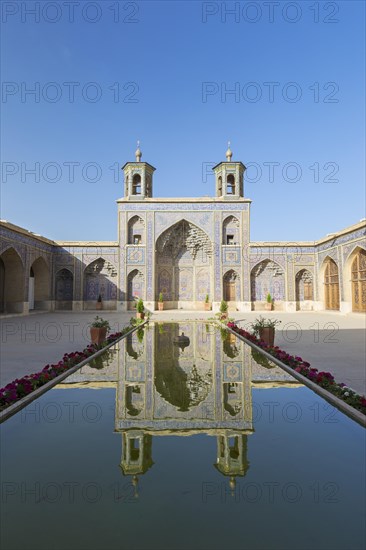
227;322;366;416
0;328;132;412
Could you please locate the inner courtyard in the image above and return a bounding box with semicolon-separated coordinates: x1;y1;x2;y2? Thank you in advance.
0;145;365;315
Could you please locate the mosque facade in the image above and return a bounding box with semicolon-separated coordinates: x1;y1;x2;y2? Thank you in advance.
0;145;365;315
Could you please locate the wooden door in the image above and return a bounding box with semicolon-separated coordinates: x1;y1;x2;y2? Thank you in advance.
352;250;366;312
324;259;339;310
225;281;236;301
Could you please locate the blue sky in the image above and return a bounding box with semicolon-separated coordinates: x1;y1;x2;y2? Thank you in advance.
1;0;365;242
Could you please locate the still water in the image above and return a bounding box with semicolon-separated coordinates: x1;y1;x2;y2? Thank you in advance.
1;323;365;550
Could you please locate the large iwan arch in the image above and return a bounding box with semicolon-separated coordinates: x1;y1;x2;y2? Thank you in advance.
155;219;213;309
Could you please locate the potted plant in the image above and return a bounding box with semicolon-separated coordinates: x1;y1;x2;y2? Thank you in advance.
265;292;273;311
204;294;211;311
250;316;281;347
96;293;103;310
219;299;228;320
136;298;145;319
158;292;164;311
90;316;111;345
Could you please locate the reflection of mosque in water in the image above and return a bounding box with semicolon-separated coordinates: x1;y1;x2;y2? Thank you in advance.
60;323;298;495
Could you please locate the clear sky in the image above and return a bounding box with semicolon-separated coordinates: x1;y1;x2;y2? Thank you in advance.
1;0;365;242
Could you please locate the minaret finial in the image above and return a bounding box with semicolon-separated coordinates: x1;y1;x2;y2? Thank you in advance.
135;140;142;162
226;141;232;161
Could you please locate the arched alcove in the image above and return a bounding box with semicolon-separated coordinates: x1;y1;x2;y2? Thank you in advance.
250;259;285;308
223;269;240;302
0;248;25;313
155;220;212;308
55;268;74;310
223;216;240;245
29;257;50;310
84;258;118;310
343;247;366;312
127;269;145;309
128;216;145;245
295;269;314;310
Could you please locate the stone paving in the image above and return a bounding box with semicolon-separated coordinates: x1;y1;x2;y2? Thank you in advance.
0;310;365;395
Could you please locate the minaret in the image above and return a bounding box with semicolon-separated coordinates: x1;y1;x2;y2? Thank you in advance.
212;142;246;198
214;433;250;495
121;142;156;199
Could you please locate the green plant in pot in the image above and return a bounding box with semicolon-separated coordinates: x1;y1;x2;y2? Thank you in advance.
204;294;211;311
136;298;145;319
90;316;111;345
250;316;281;347
158;292;164;311
265;292;273;311
219;300;228;320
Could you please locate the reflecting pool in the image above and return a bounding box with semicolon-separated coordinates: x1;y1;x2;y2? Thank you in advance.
1;322;365;550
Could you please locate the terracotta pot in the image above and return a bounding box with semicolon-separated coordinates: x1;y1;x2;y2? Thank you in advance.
90;327;107;345
96;302;103;310
259;327;275;347
264;303;273;311
158;302;164;311
136;312;145;319
204;302;211;311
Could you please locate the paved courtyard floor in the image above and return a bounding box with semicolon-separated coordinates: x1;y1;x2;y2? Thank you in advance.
1;310;365;395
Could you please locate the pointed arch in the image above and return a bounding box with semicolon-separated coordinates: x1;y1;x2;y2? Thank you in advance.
218;175;223;196
0;245;24;266
250;259;285;304
343;246;366;312
321;256;340;311
295;268;314;310
223;215;240;245
29;256;50;310
128;215;145;245
223;269;240;301
156;218;212;253
0;247;25;313
226;174;235;194
155;219;212;307
132;173;141;195
344;243;366;264
83;257;118;309
127;269;145;306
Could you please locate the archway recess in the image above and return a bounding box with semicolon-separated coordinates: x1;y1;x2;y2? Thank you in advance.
295;269;314;310
223;270;240;302
0;248;25;313
29;257;51;311
155;220;212;308
83;258;117;310
55;268;74;310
